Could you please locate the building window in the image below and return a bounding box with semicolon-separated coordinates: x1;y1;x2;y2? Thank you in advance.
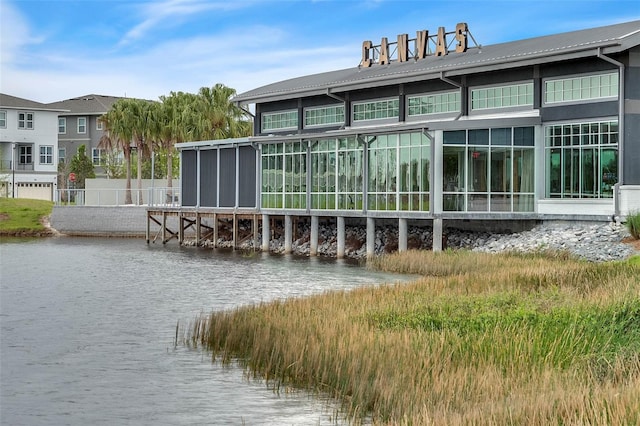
310;139;337;210
261;110;298;132
77;117;87;134
59;148;66;164
544;72;618;104
471;83;533;111
0;110;6;128
18;112;34;129
304;105;345;127
353;98;399;122
19;145;33;164
368;132;430;211
407;91;460;116
92;148;105;165
58;118;67;134
96;119;103;131
261;143;284;208
39;146;53;165
545;120;618;199
443;127;535;212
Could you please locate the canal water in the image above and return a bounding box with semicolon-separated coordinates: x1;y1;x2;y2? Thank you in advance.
1;237;407;425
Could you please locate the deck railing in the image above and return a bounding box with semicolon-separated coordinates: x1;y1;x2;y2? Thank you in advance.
55;187;180;207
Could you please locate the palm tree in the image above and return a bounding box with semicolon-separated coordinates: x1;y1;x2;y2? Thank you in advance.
193;84;252;140
99;99;134;204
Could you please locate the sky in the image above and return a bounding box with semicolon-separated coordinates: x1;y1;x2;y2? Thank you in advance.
1;0;639;104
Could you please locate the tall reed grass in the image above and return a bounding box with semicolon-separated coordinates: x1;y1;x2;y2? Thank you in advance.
186;250;640;424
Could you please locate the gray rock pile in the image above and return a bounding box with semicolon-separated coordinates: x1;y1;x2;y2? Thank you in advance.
191;220;636;262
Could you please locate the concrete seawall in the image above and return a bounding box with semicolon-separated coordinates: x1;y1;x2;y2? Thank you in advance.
50;206;158;237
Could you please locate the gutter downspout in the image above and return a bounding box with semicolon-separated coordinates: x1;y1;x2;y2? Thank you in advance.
597;48;625;219
440;72;463;120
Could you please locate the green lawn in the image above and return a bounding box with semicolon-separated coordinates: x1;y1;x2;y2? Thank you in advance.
0;198;54;233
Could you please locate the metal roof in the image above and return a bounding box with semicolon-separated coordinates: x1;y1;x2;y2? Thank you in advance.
46;94;123;116
0;93;68;112
234;20;640;105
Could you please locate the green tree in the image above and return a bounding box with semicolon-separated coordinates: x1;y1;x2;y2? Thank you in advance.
99;99;137;204
193;84;252;140
69;145;95;189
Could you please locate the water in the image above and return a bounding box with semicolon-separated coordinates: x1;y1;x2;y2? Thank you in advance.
1;237;407;425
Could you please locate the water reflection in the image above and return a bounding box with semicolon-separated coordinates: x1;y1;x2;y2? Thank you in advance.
1;238;406;425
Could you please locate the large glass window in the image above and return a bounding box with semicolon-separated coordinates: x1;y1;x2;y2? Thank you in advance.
261;111;298;132
18;112;34;129
544;72;618;104
545;120;618;198
353;99;399;122
304;105;345;127
310;139;337;209
261;143;284;208
471;83;533;110
284;141;306;209
407;91;460;116
443;127;535;212
368;132;431;211
39;146;53;165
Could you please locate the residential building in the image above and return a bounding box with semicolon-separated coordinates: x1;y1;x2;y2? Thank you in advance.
47;94;122;178
0;94;66;200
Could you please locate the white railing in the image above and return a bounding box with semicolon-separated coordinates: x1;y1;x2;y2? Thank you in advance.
55;187;180;207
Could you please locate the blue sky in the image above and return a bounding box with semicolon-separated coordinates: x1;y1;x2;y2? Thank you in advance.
1;0;638;104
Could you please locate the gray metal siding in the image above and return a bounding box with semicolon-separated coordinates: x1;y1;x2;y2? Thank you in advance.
624;112;640;185
238;146;256;207
219;148;236;207
199;149;217;207
541;101;619;122
181;150;197;206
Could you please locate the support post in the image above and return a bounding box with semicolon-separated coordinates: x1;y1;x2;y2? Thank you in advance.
253;215;259;250
146;211;150;243
178;213;184;245
398;218;407;252
233;214;238;249
337;216;345;258
284;215;292;254
262;214;270;252
432;217;443;252
196;213;201;246
162;211;167;244
366;217;375;258
310;215;319;256
213;214;218;248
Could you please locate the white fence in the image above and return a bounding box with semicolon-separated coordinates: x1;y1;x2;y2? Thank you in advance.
55;187;180;207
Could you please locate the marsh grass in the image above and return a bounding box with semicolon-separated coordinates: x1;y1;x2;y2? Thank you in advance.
187;250;640;424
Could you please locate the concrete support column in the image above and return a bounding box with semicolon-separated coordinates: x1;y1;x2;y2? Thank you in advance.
284;215;292;254
432;217;443;252
262;214;270;252
366;217;375;258
336;216;345;259
310;216;319;256
398;218;407;252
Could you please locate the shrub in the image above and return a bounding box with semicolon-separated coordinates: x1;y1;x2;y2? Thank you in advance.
626;210;640;239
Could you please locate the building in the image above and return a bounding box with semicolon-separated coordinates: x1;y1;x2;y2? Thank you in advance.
0;94;66;200
47;94;123;178
177;20;640;255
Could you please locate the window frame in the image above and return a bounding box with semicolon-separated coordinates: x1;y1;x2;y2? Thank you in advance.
261;110;298;133
303;104;345;128
469;81;534;113
77;117;87;134
406;90;461;119
58;117;67;134
18;111;34;130
543;71;619;106
352;97;400;125
0;110;6;128
39;145;54;165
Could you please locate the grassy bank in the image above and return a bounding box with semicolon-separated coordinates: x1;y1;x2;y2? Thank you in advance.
0;198;54;235
187;250;640;425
